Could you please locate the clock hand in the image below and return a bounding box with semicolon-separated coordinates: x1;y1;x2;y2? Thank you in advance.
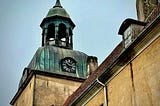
66;62;75;67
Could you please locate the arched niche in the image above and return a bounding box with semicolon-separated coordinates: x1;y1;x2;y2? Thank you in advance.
47;23;55;45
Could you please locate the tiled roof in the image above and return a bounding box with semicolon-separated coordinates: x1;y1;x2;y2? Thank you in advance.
64;41;124;106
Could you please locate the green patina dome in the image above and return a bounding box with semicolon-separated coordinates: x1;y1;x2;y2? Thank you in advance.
46;0;70;18
28;46;88;78
40;0;75;29
46;6;70;18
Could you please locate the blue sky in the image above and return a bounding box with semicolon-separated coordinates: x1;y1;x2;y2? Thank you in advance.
0;0;136;105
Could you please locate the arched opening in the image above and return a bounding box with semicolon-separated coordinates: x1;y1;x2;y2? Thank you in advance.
58;23;66;40
58;23;67;46
47;24;55;45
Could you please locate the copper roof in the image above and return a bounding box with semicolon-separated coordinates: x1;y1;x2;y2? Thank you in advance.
46;0;70;18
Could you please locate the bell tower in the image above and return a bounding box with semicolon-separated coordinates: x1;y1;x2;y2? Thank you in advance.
10;0;98;106
40;0;75;49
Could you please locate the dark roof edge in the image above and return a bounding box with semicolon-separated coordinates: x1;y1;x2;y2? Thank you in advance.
10;69;34;105
99;14;160;83
118;18;147;35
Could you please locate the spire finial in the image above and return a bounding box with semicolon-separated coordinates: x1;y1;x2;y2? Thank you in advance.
54;0;62;8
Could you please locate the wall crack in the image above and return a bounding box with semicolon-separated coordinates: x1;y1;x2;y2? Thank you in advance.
130;62;137;106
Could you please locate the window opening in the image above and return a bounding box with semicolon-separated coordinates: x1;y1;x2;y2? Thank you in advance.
58;23;67;46
47;24;55;45
58;23;66;40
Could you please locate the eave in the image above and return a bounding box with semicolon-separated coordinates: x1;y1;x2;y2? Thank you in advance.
40;16;75;28
99;14;160;84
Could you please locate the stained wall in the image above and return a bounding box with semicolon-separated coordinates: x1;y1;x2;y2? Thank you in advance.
13;76;35;106
85;89;105;106
107;35;160;106
34;75;82;106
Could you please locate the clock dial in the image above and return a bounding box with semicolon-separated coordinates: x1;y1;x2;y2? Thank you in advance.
61;58;76;73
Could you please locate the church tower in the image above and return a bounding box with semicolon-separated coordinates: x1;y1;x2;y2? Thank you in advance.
10;0;97;106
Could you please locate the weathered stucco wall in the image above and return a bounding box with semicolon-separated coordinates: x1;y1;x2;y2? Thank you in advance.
34;75;82;106
108;65;133;106
85;88;104;106
132;35;160;106
14;76;35;106
107;35;160;106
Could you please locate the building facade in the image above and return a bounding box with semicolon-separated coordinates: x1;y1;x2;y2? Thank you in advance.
10;0;97;106
11;0;160;106
64;1;160;106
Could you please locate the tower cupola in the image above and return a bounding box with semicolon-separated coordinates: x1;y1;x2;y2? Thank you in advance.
40;0;75;49
10;1;98;106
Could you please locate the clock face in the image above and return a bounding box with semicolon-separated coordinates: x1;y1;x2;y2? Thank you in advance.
61;58;76;73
